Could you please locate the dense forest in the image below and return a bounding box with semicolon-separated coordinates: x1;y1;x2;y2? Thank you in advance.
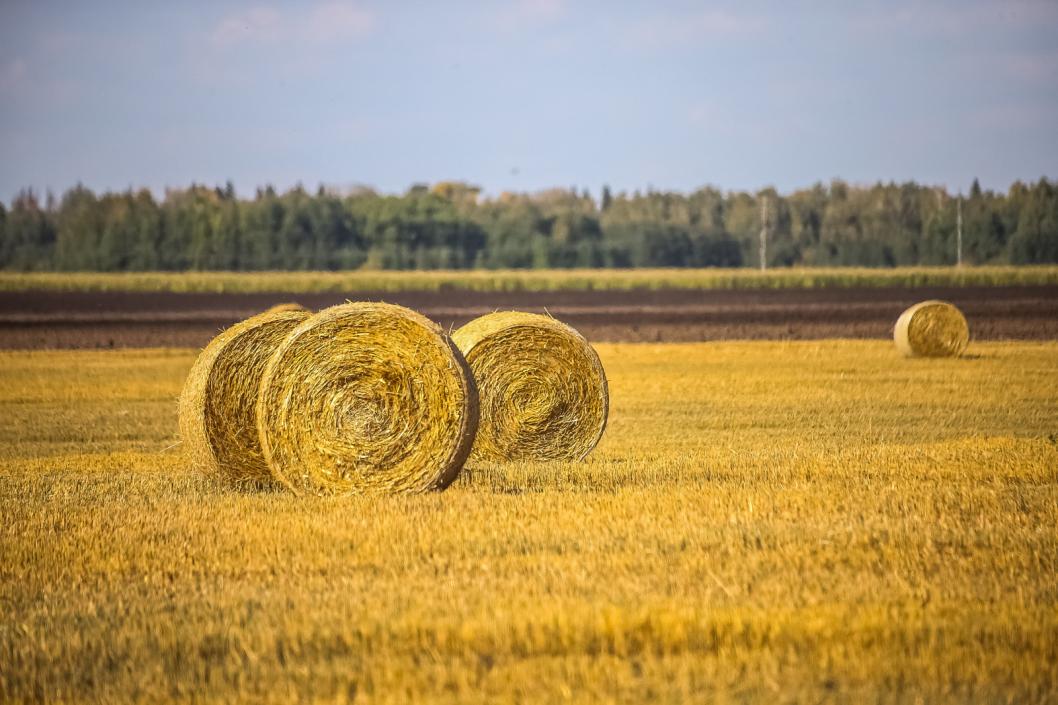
1;178;1056;271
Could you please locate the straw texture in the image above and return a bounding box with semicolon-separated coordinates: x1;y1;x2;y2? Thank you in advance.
256;302;478;495
452;311;608;462
178;308;311;486
264;302;308;314
894;300;970;357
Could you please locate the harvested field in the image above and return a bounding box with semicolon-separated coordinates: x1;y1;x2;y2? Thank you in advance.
1;341;1056;703
0;285;1056;348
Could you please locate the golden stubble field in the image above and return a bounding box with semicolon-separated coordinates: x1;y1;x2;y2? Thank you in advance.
1;341;1056;703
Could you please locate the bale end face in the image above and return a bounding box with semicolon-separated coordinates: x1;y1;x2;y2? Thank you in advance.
452;311;608;463
894;300;970;358
256;302;478;496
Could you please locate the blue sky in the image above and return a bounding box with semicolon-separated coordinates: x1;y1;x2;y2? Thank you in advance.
1;0;1056;202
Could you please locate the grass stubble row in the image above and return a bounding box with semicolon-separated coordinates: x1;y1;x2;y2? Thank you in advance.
179;303;609;495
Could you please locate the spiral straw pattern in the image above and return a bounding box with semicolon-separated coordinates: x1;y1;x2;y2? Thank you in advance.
452;311;608;462
256;302;478;495
178;308;311;486
894;300;970;357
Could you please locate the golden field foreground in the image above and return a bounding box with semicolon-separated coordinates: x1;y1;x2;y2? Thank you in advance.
1;341;1056;703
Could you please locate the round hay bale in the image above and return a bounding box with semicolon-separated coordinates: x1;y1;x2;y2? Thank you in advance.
256;302;478;495
894;300;970;357
265;302;309;314
178;308;311;486
452;311;608;463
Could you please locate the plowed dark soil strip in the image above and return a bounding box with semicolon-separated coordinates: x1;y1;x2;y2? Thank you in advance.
0;286;1055;348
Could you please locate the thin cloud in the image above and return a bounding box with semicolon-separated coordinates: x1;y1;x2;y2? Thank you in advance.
211;7;283;45
0;57;26;93
492;0;567;30
971;103;1058;131
620;9;767;50
515;0;565;22
844;0;1058;37
303;2;374;42
688;100;724;130
210;2;374;46
39;30;85;54
687;97;803;142
999;50;1058;84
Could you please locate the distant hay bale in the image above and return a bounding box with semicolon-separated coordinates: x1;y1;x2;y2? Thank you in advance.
179;308;311;486
265;302;308;314
256;302;478;495
894;300;970;358
452;311;608;462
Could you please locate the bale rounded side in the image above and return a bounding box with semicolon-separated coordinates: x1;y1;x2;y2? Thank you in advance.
256;302;478;495
452;311;608;463
178;308;311;486
894;300;970;358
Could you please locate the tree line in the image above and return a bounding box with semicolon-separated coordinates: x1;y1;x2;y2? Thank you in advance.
1;178;1055;271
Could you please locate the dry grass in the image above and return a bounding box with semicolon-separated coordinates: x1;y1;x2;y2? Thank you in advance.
1;341;1056;703
1;265;1057;293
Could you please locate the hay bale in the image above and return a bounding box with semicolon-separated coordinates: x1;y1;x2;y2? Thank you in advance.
894;300;970;357
264;302;308;314
256;302;478;495
179;308;311;486
452;311;608;462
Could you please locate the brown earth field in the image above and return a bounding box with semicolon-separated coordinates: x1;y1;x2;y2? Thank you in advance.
0;285;1055;349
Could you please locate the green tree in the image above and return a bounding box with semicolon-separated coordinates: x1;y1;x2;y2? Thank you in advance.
2;177;1056;271
1009;179;1058;263
55;185;101;270
0;190;56;270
